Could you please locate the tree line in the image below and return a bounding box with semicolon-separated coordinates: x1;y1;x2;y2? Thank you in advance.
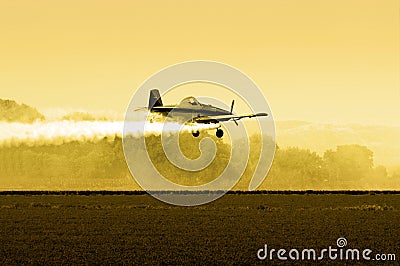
0;134;399;190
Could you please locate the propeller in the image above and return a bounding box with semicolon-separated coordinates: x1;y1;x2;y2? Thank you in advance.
230;100;238;126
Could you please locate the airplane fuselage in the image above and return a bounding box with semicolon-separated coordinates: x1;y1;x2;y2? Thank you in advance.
152;104;231;122
147;89;267;138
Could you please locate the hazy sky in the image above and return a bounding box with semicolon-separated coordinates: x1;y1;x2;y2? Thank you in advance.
0;0;398;125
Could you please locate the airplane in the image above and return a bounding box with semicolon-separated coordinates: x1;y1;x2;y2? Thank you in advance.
146;89;268;138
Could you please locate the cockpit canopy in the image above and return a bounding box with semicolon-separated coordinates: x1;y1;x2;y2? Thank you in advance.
179;96;201;107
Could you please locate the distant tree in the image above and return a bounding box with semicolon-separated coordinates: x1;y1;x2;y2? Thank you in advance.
263;147;324;190
62;112;97;121
374;165;388;179
0;99;44;123
232;134;276;190
143;131;231;186
323;145;373;187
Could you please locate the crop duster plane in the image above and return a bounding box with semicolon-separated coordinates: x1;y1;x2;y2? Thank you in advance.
147;89;268;138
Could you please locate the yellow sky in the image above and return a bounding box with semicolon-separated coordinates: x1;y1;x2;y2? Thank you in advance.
0;0;399;125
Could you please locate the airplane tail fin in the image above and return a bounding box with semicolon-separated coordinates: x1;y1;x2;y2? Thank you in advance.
148;89;163;110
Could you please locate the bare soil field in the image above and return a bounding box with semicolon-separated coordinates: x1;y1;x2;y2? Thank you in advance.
0;193;399;264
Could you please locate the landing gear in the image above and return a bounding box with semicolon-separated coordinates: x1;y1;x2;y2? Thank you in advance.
192;130;200;137
216;129;224;138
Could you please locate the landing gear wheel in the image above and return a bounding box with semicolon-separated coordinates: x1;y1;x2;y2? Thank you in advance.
216;129;224;138
192;130;200;137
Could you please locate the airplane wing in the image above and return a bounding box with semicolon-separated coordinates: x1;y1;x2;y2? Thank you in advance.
193;113;268;124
